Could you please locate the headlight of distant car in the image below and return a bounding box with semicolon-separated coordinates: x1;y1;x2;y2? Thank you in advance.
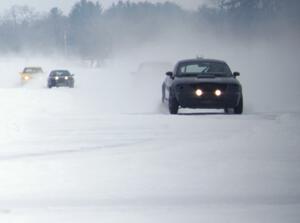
214;89;222;97
64;76;69;80
55;76;59;80
23;76;30;80
195;89;203;97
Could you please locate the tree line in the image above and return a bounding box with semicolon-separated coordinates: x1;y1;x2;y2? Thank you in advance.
0;0;299;62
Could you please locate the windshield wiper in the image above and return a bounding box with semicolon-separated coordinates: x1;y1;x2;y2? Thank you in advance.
197;73;229;78
197;73;216;78
214;73;230;77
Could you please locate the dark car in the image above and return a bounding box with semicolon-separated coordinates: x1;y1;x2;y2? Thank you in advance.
48;70;74;88
162;58;243;114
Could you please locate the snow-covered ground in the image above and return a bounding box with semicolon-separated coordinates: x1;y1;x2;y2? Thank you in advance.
0;54;300;223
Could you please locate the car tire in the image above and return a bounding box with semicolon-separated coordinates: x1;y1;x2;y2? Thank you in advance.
234;96;243;114
168;90;179;114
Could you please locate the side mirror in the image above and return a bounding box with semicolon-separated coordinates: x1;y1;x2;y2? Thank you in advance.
233;72;240;77
166;71;173;77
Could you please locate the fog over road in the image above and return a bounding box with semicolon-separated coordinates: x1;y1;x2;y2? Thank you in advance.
0;50;300;222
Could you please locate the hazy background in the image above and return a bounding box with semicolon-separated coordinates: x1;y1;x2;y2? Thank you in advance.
0;0;300;112
0;0;208;12
1;3;300;222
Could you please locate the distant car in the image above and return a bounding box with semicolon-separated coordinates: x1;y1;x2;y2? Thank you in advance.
48;70;74;88
162;58;243;114
20;67;43;82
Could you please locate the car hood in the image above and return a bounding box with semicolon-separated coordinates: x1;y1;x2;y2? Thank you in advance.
173;76;240;85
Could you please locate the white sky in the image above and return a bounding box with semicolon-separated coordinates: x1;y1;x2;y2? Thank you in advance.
0;0;209;14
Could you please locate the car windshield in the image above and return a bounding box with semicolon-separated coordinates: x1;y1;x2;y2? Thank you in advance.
23;67;43;74
50;71;71;76
176;61;232;77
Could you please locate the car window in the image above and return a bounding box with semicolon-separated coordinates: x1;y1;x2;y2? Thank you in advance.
180;64;207;73
50;71;70;76
24;68;43;73
177;62;231;77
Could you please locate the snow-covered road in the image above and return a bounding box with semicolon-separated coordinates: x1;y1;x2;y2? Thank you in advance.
0;57;300;222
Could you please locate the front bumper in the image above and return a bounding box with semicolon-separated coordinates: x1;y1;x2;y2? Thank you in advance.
177;92;241;108
49;79;73;87
174;84;242;108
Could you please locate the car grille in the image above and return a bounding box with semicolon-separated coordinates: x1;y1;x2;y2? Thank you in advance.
57;79;67;83
191;83;227;92
177;83;227;93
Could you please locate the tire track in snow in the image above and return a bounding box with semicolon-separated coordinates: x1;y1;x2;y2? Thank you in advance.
0;139;151;161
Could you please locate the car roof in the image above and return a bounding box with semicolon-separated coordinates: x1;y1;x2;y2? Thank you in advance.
177;58;227;64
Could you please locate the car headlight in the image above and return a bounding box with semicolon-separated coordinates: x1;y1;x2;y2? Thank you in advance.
24;76;30;80
195;89;203;97
214;89;222;97
55;76;59;80
65;76;69;80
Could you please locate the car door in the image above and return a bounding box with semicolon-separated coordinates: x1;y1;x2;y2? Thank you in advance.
164;74;174;100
